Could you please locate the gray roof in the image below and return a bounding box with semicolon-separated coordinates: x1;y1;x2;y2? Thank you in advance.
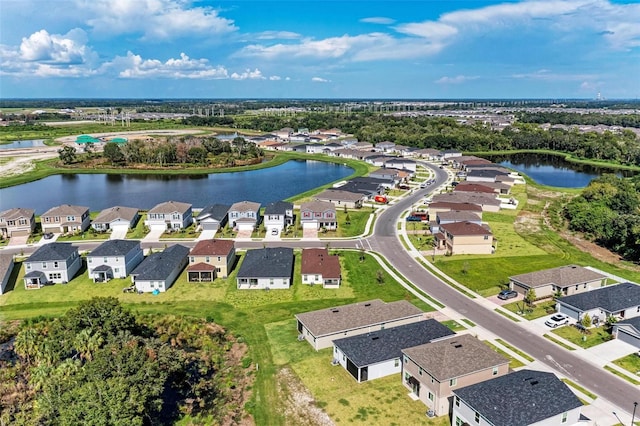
616;316;640;333
432;192;501;207
131;244;189;281
0;207;34;221
467;169;509;178
264;201;293;215
333;320;454;367
510;265;606;289
93;206;138;224
229;200;261;213
197;204;231;221
237;247;293;279
295;299;424;337
436;211;482;223
315;189;365;202
0;254;15;293
453;370;582;426
402;334;508;380
339;181;380;195
88;239;141;257
26;242;78;262
351;176;393;185
557;282;640;313
300;200;336;214
148;200;192;214
41;204;88;217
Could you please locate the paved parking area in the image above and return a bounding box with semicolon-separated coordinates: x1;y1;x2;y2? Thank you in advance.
197;229;217;240
236;229;252;239
7;235;29;246
303;227;318;239
586;339;638;365
110;227;128;240
486;293;523;306
141;227;164;242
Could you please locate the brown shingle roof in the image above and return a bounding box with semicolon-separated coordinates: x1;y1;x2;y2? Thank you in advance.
0;207;34;221
295;299;423;337
432;192;501;207
510;265;606;289
148;200;192;214
188;262;216;272
190;239;234;256
454;183;497;194
229;200;261;213
300;200;336;213
402;334;508;380
429;202;483;213
93;206;138;224
301;248;341;278
441;221;492;236
41;204;89;217
315;189;364;202
437;211;482;222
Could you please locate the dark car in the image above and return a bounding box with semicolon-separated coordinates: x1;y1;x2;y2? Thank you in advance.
405;216;422;222
497;290;517;300
43;232;54;240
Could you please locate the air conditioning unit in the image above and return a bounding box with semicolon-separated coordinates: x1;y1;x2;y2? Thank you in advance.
331;359;340;366
426;410;435;418
297;334;305;341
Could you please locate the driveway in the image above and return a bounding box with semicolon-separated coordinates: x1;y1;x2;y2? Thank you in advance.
303;227;318;239
197;229;217;240
586;339;639;366
142;227;165;242
109;227;128;240
7;235;29;246
486;293;523;306
264;229;281;241
236;229;253;239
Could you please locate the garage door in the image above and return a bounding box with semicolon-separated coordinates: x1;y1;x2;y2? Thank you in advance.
558;304;581;320
617;328;640;349
201;222;219;231
302;221;318;230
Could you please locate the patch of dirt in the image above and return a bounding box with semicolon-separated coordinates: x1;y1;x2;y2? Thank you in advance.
276;367;334;426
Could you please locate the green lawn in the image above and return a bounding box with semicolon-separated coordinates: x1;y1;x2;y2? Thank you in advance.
440;320;467;332
495;338;534;362
543;334;576;351
551;326;612;349
611;354;640;377
604;366;640;385
502;300;556;320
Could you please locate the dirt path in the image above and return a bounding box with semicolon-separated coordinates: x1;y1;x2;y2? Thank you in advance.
0;149;59;178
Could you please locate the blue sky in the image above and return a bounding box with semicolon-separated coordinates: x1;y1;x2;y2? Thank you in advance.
1;0;638;99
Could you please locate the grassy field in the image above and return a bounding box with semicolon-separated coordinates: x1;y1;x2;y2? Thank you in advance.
604;366;640;386
0;249;437;424
551;326;612;349
543;334;576;351
611;354;640;377
502;299;556;320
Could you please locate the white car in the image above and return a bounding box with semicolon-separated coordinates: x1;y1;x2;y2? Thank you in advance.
545;314;569;328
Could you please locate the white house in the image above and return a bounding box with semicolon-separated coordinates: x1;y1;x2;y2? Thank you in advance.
87;239;144;282
131;244;190;293
144;201;193;231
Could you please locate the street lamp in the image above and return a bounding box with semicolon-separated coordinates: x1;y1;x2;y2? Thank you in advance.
632;401;638;426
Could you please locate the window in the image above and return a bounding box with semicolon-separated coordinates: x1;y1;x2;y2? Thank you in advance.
217;256;221;262
53;261;59;268
492;367;498;376
394;359;399;367
419;368;422;376
561;412;568;423
483;235;489;240
205;256;210;262
42;262;47;268
450;378;457;387
455;418;464;426
475;412;480;423
190;256;194;263
455;396;460;407
428;392;434;401
403;355;408;364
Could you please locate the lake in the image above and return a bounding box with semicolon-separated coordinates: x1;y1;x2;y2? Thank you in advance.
0;160;353;214
0;139;46;150
484;153;635;188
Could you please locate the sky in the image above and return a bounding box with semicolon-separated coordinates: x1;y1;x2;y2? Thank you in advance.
0;0;639;99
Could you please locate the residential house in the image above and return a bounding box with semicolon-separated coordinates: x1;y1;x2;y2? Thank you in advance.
457;181;511;195
263;201;294;233
432;193;501;212
612;317;640;349
441;149;462;159
374;141;396;152
369;168;402;185
350;176;395;190
437;221;493;255
314;189;364;209
295;299;426;350
509;265;607;300
414;148;441;160
334;320;454;383
452;370;583;426
365;155;391;167
466;169;510;183
0;208;35;238
289;133;309;143
91;206;139;232
428;202;483;219
401;334;510;416
144;201;193;231
555;282;640;323
131;244;190;293
384;158;417;172
301;248;341;288
195;204;230;231
353;141;374;151
323;142;342;152
188;239;236;281
339;180;384;197
300;201;337;231
236;247;294;290
431;211;482;234
87;239;144;282
453;183;498;195
23;242;82;288
40;204;90;234
228;201;261;231
0;254;15;295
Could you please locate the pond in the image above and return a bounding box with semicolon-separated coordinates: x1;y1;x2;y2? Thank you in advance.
0;139;46;149
0;160;353;214
483;153;635;188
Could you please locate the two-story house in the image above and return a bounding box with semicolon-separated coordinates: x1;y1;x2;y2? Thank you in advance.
228;201;261;231
144;201;193;231
301;248;341;288
40;204;90;234
86;239;144;282
0;207;36;238
436;221;493;255
23;242;82;288
401;334;509;416
300;201;337;231
263;201;294;235
187;239;236;282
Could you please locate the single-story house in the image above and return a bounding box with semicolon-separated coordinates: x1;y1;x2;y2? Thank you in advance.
612;316;640;349
91;206;139;232
144;201;193;231
188;239;236;281
295;299;426;350
353;141;374;151
0;254;15;295
349;176;395;190
236;247;294;290
509;265;607;300
131;244;190;293
452;370;583;426
314;189;364;209
401;334;510;416
428;202;483;219
333;320;454;383
263;201;294;233
23;242;82;288
432;193;501;212
431;211;482;234
466;169;510;183
301;248;341;288
453;183;498;195
0;207;36;238
384;158;417;172
300;201;337;231
40;204;91;234
374;141;396;152
86;239;144;282
228;200;261;231
437;221;493;255
555;282;640;323
194;204;230;231
369;168;402;184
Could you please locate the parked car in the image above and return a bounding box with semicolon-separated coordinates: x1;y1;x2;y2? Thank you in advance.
451;181;459;187
545;314;569;328
406;215;422;222
420;182;428;188
398;184;410;190
43;232;54;240
497;290;518;300
271;228;278;236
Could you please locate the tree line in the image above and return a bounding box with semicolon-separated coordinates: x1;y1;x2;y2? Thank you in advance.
1;297;250;425
516;111;640;128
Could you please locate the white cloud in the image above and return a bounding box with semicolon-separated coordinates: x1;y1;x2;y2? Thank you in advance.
20;28;95;64
511;69;596;81
105;52;228;79
231;68;265;80
257;31;301;40
435;75;479;84
269;75;282;81
312;77;330;83
76;0;237;39
360;17;396;25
